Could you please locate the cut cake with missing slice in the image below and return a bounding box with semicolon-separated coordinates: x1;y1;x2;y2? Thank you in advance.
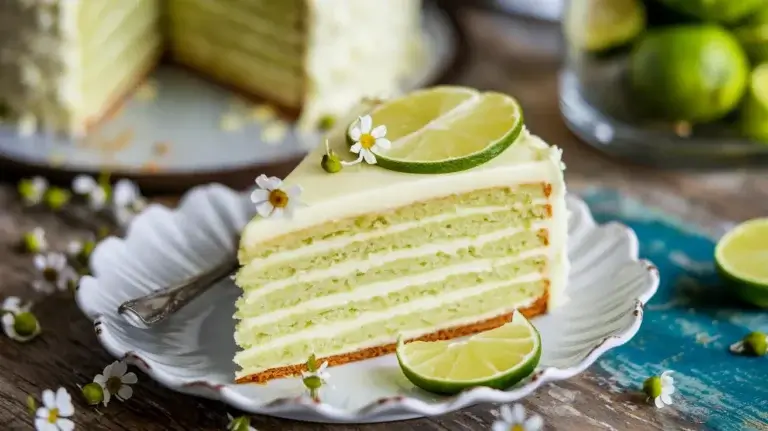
233;102;569;384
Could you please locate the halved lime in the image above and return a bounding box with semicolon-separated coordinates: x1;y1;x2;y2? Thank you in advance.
395;311;541;395
346;86;523;174
739;64;768;142
564;0;646;53
715;218;768;308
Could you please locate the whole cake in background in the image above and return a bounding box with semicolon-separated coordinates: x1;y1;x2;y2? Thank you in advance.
0;0;423;137
233;86;569;384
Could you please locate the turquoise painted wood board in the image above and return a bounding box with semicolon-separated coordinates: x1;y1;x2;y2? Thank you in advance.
580;188;767;431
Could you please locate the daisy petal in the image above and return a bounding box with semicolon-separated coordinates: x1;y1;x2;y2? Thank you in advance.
660;393;672;405
110;361;128;377
93;374;107;385
57;418;75;431
112;180;138;206
42;389;56;409
2;296;22;312
359;115;372;134
526;414;544;430
36;407;49;419
512;403;526;422
121;372;138;384
491;422;509;431
654;396;665;408
2;314;14;328
350;142;362;154
102;389;111;406
72;175;96;194
33;254;46;270
499;405;513;422
374;138;391;150
271;207;285;219
349;127;362;141
35;418;54;431
55;388;73;413
263;176;282;190
661;375;674;386
255;174;271;190
117;385;133;401
250;189;269;203
371;125;387;139
283;204;295;219
362;149;377;164
256;201;274;218
663;385;676;395
285;184;303;199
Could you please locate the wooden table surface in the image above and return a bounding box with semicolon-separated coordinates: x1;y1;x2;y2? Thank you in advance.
1;7;767;431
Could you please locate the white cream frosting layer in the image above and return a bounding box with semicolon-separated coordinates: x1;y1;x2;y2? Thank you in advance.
240;126;569;309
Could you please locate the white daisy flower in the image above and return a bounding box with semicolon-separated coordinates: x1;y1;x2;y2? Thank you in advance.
72;175;107;210
19;176;49;206
491;403;543;431
93;360;138;406
33;253;77;293
250;174;303;219
348;115;391;165
35;387;74;431
112;179;147;226
643;370;675;408
1;296;40;342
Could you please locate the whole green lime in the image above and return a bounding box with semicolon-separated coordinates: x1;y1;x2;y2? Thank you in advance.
655;0;768;23
733;5;768;64
629;26;749;122
564;0;646;53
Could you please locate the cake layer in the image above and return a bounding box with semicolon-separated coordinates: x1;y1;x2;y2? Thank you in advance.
235;278;548;377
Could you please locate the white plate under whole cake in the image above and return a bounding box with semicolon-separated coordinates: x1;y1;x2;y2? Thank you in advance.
75;184;659;424
0;6;461;190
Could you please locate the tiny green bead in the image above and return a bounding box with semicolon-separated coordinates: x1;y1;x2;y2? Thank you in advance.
228;416;251;431
642;376;661;398
23;234;41;253
303;375;322;390
321;153;342;173
81;382;104;406
317;115;336;131
744;332;767;356
44;187;71;210
26;395;36;415
13;312;38;337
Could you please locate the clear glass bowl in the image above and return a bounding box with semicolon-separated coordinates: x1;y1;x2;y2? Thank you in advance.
559;0;768;168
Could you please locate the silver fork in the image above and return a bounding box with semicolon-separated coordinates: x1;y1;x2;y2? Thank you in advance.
117;257;239;329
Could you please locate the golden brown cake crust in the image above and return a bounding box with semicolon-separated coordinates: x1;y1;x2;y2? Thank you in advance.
234;289;549;384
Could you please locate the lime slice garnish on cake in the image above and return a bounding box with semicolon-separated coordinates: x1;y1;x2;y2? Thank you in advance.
347;86;523;174
715;218;768;308
395;311;541;395
564;0;646;53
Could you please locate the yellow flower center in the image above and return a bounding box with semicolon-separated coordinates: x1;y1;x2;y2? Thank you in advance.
268;189;289;208
510;425;524;431
106;376;123;395
47;408;59;423
360;133;375;150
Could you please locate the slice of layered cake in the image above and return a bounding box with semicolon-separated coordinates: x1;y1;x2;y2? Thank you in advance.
166;0;422;129
233;86;569;384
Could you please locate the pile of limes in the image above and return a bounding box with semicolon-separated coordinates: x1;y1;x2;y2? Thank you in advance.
565;0;768;141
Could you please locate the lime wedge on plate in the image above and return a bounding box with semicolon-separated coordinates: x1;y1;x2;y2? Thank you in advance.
715;218;768;308
564;0;646;53
347;86;523;174
396;311;541;395
739;64;768;142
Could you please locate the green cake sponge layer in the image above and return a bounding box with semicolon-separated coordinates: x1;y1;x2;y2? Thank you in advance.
239;184;549;262
235;279;548;372
236;256;545;345
237;204;549;284
237;229;548;312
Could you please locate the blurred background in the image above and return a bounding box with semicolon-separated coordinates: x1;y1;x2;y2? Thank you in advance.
1;0;768;200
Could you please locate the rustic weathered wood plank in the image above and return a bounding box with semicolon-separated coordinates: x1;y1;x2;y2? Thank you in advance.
1;6;767;431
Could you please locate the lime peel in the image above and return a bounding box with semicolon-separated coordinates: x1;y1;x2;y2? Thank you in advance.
715;217;768;308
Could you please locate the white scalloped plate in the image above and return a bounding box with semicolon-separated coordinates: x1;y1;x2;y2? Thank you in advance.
76;184;659;423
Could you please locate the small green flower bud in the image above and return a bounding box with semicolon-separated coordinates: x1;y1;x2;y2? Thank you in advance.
743;332;767;356
642;376;661;398
317;115;336;131
303;375;323;391
305;353;319;372
227;415;251;431
321;152;343;173
26;395;36;415
22;232;44;253
14;312;39;337
44;187;71;210
81;382;104;406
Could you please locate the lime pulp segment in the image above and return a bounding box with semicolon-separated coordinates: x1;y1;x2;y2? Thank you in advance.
715;218;768;308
